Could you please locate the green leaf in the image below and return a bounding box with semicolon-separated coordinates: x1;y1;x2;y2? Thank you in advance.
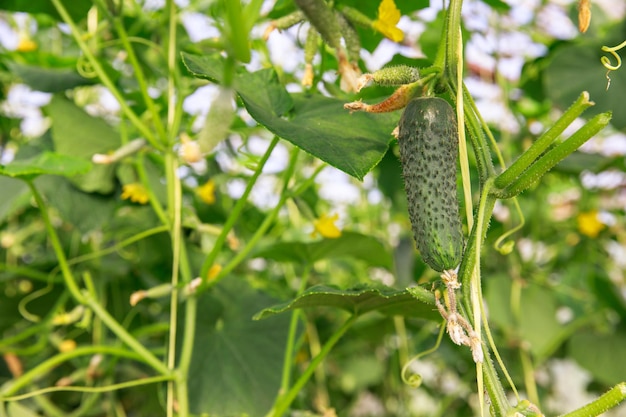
186;280;290;417
0;0;92;21
569;330;626;386
0;177;29;223
486;278;565;360
36;176;117;233
267;94;396;180
479;0;510;12
182;53;397;180
544;41;626;130
254;231;393;269
0;151;91;179
6;62;95;93
254;284;436;320
45;95;120;193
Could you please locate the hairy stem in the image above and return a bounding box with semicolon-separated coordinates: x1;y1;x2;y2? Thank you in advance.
494;91;594;189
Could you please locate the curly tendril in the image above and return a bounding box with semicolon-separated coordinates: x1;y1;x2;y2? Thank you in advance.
400;322;446;388
601;39;626;90
76;55;97;78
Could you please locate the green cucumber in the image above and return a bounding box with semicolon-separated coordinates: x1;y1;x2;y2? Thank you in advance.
397;97;464;272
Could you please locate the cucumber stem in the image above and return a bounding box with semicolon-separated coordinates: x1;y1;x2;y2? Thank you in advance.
494;91;594;189
496;111;611;198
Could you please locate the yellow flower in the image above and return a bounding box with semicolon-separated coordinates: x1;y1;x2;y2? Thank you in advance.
207;264;222;281
311;213;342;239
121;183;149;204
196;179;216;205
59;340;77;353
372;0;404;42
577;210;604;238
16;37;37;52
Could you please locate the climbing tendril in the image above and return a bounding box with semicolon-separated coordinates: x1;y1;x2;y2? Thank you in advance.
601;40;626;90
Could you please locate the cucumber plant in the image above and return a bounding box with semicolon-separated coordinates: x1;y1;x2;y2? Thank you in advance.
343;0;623;413
0;0;624;416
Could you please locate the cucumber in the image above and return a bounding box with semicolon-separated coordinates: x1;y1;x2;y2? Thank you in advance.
397;97;464;272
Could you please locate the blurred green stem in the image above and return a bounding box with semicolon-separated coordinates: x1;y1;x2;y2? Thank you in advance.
83;291;171;375
210;146;301;286
90;0;168;142
279;265;311;394
27;181;84;304
560;383;626;417
267;315;358;417
49;0;161;149
200;136;280;279
0;346;161;397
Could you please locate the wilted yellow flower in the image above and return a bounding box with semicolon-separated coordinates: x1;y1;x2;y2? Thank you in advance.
372;0;404;42
311;213;341;239
121;183;149;204
16;37;37;52
196;179;216;205
577;210;604;238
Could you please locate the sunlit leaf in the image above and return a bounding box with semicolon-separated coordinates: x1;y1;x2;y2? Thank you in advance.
0;151;91;179
182;52;397;180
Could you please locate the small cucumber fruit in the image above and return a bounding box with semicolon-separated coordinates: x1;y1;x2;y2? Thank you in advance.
397;97;464;272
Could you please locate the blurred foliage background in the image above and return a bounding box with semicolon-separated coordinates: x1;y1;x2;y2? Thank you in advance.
0;0;625;416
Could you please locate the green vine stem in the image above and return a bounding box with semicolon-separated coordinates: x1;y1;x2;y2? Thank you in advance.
445;0;463;82
27;179;171;378
278;265;311;395
0;345;165;397
495;111;612;199
91;0;168;143
49;0;161;149
26;181;84;304
2;375;173;402
560;382;626;417
208;146;301;287
494;91;594;189
200;136;279;279
0;264;52;283
59;225;169;270
82;290;171;376
266;314;358;417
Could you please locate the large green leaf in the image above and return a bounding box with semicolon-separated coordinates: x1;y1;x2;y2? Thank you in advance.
569;330;626;386
254;284;436;320
0;151;90;180
253;231;393;269
45;95;120;193
186;280;290;417
0;0;91;21
182;53;397;180
486;277;568;361
544;41;626;130
36;176;117;233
